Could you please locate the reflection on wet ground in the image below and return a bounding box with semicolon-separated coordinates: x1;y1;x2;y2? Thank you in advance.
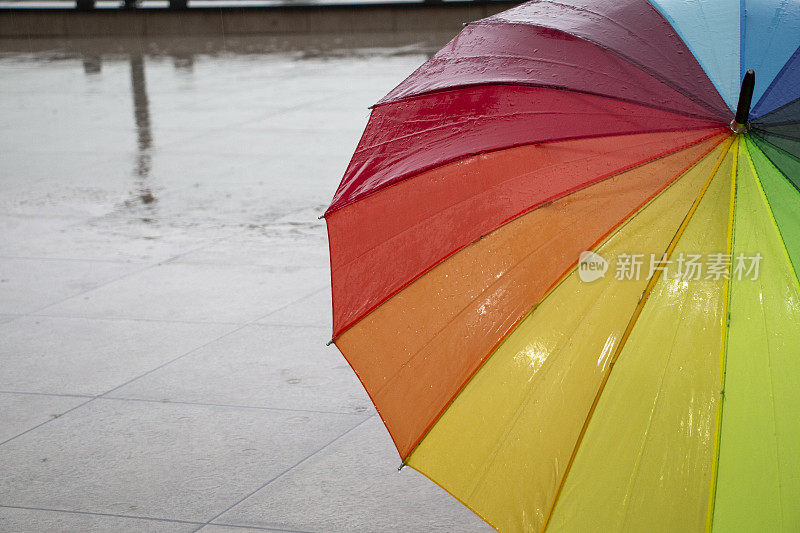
129;52;154;206
0;33;448;259
0;32;492;531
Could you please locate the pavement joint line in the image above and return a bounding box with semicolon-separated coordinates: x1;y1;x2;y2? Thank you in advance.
24;260;162;317
202;415;375;529
96;324;252;398
16;313;330;329
159;228;247;265
0;390;95;399
236;126;366;134
0;255;145;264
0;211;88;221
256;286;328;319
242;94;335;123
4;236;326;328
98;395;373;417
163;260;329;268
0;504;209;527
201;524;315;533
0;315;25;326
0;504;312;532
0;504;306;531
0;318;343;447
0;396;96;447
250;323;330;330
4;207;264;279
150;204;326;267
155;94;335;152
208;523;314;533
24;313;247;326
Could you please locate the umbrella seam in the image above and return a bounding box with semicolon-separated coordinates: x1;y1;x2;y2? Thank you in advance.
705;135;738;533
486;1;680;72
741;144;789;526
743;137;800;281
752;118;800;127
749;133;800;192
751;44;800;117
327;124;724;215
469;19;730;118
751;126;800;143
620;286;689;531
351;107;712;155
746;141;800;526
376;80;727;122
406;465;503;533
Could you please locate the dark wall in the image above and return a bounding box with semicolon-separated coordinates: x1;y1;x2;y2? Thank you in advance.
0;2;517;39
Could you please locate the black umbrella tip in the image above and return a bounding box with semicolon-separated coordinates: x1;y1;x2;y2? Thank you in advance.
732;69;755;132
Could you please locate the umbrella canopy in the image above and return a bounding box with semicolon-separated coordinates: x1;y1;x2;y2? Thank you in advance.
324;0;800;530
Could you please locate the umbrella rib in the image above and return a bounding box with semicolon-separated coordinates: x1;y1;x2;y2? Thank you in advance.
378;81;726;122
745;145;800;526
352;108;707;155
705;137;738;533
472;19;729;119
540;136;736;533
751;127;800;143
748;134;800;194
489;0;673;70
752;117;800;127
710;143;800;529
743;137;800;281
751;44;800;116
329;123;718;217
620;290;690;531
378;43;728;121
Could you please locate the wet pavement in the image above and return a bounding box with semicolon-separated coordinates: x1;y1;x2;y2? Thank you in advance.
0;34;492;532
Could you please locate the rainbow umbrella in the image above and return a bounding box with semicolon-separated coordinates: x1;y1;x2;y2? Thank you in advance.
323;0;800;530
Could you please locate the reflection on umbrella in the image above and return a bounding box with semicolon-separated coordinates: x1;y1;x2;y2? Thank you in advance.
324;0;800;530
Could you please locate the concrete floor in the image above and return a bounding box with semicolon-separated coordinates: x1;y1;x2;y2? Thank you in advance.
0;34;492;532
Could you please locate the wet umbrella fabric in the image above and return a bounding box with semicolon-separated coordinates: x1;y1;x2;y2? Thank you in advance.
324;0;800;531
